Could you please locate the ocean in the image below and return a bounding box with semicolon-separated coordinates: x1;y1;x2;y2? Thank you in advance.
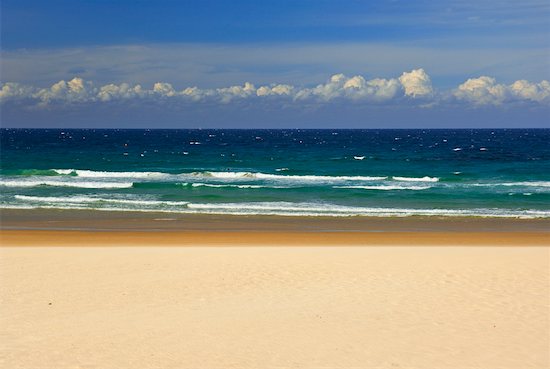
1;129;549;218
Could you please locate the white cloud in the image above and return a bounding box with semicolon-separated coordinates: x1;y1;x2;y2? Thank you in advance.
256;84;294;96
153;82;176;97
399;68;433;98
295;74;347;101
1;70;549;109
509;80;550;102
216;82;256;103
35;77;95;105
0;82;37;103
97;83;145;102
454;76;550;105
454;76;507;105
344;77;401;101
295;73;401;102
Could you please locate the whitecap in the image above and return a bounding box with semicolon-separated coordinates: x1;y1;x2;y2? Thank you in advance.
14;195;189;206
200;171;388;182
334;185;431;191
190;183;271;189
54;169;167;179
0;180;133;189
392;176;439;182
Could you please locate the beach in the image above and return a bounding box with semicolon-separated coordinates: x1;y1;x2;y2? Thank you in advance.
1;128;550;368
1;210;549;369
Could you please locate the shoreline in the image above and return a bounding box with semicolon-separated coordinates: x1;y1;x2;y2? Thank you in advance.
2;209;549;246
2;208;550;232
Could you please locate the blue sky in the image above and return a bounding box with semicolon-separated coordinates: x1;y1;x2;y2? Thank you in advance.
1;0;549;128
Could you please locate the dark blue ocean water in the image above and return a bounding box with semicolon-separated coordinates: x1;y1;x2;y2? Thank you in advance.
1;129;549;218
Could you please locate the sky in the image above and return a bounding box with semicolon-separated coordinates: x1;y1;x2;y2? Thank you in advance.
1;0;549;128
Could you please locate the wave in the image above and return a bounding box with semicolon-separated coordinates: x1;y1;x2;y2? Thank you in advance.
392;176;439;182
1;169;74;177
189;183;282;189
53;169;167;178
0;179;133;189
186;202;550;218
494;181;550;188
334;185;432;191
5;168;450;185
4;198;549;218
14;195;189;206
46;169;390;183
201;171;388;182
47;169;388;182
471;181;550;189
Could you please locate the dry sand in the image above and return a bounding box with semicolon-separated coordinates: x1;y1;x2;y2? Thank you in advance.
1;235;549;368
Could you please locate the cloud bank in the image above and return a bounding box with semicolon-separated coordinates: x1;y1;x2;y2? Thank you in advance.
1;69;549;109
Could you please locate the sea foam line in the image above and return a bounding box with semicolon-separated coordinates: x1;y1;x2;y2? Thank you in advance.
0;180;133;189
54;169;168;178
188;183;283;189
14;195;189;206
201;171;388;182
472;181;550;188
18;169;446;184
392;176;439;182
3;201;549;218
333;185;432;191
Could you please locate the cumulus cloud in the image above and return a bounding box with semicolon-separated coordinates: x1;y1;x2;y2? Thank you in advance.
0;83;37;103
509;80;550;102
216;82;256;103
295;73;401;102
97;83;145;102
344;77;401;101
1;70;549;109
454;77;550;105
399;69;433;98
256;84;294;97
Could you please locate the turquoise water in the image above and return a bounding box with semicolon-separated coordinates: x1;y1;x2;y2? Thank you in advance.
1;129;549;218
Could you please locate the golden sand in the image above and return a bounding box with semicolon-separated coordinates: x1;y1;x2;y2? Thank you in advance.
0;228;549;368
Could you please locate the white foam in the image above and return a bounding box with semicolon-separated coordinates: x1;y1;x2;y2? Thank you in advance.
4;200;549;218
54;169;167;179
472;181;550;188
53;169;76;175
190;183;272;189
14;195;189;206
185;202;550;218
197;171;388;182
250;172;386;182
334;185;431;191
42;169;410;185
502;181;550;188
0;180;133;189
392;176;439;182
